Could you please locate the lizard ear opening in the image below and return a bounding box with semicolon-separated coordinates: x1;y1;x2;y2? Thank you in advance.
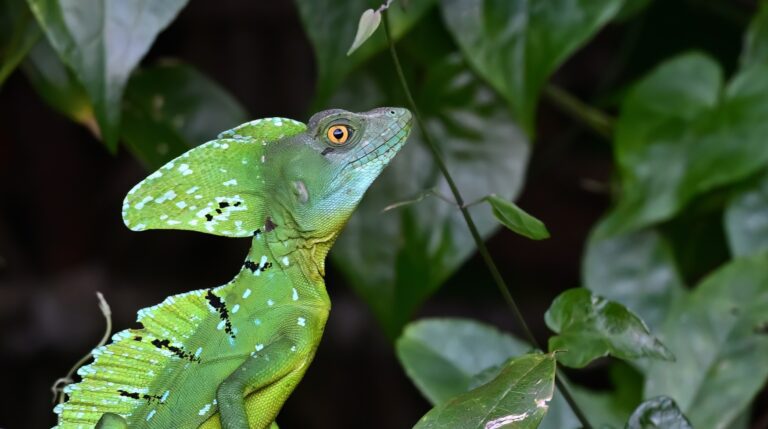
122;118;306;237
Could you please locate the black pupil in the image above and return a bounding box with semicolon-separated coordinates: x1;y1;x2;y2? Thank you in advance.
333;128;345;140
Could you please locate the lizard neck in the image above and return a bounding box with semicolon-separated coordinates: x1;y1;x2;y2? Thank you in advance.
231;229;333;306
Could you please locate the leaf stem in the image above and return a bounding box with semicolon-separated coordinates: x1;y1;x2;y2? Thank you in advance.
544;84;614;140
382;14;593;429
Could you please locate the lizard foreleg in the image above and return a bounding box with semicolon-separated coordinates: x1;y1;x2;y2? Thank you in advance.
216;337;300;429
95;413;129;429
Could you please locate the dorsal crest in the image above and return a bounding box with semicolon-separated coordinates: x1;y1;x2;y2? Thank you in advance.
122;117;306;237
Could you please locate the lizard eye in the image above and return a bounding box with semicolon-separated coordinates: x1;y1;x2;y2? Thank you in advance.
326;124;351;145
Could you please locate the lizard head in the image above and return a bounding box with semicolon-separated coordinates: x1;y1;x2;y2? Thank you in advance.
267;107;413;242
121;107;412;250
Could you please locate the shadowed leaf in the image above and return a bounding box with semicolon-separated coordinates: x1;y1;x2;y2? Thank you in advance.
330;48;529;336
295;0;436;105
0;0;40;86
725;172;768;257
440;0;622;134
645;254;768;429
583;224;686;331
121;63;248;169
26;0;189;150
396;318;530;404
599;52;768;236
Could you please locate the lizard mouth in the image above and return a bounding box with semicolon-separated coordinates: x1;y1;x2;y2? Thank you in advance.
345;108;413;171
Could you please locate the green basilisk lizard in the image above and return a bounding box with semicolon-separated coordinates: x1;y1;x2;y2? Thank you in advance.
54;107;413;429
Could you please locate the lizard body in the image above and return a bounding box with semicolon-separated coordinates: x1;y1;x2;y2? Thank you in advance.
53;107;413;429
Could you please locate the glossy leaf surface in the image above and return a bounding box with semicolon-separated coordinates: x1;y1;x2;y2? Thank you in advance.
396;318;530;405
545;288;674;368
645;255;768;429
26;0;189;149
600;52;768;236
413;353;555;429
440;0;622;133
583;225;685;331
486;196;549;240
121;63;248;169
725;172;768;258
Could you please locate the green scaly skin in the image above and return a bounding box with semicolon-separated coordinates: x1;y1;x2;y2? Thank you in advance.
54;107;413;429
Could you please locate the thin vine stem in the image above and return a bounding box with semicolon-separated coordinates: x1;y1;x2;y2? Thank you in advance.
382;13;593;429
544;84;614;140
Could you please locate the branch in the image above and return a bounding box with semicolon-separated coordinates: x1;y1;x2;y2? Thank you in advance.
382;13;594;429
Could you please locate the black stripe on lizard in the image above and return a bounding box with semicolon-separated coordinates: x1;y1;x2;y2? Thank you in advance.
205;289;235;339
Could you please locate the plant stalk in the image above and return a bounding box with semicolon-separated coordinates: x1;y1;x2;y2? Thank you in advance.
544;84;614;140
382;14;593;429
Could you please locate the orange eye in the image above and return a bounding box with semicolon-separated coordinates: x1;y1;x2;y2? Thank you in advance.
327;125;350;145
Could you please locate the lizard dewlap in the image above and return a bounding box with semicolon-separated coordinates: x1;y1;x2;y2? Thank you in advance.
54;107;413;429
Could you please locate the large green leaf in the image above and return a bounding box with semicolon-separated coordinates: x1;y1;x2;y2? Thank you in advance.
330;50;529;336
22;38;94;128
440;0;622;134
26;0;189;150
583;224;686;331
644;255;768;429
121;62;248;169
625;396;692;429
413;353;555;429
294;0;436;105
600;52;768;236
396;318;531;405
741;0;768;69
725;171;768;257
545;288;673;368
397;318;638;429
0;0;40;86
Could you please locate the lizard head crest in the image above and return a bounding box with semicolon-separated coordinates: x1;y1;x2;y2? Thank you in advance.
121;107;412;245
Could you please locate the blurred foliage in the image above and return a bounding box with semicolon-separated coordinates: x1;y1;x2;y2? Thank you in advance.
3;0;768;427
625;397;692;429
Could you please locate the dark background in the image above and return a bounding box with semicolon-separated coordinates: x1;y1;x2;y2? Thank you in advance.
0;1;762;428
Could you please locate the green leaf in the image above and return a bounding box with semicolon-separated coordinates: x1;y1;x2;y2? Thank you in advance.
26;0;189;150
485;195;549;240
413;353;555;429
21;38;94;128
625;396;692;429
600;52;768;236
583;224;686;331
440;0;622;134
614;0;653;22
644;254;768;429
121;62;248;169
347;8;382;56
0;0;40;86
295;0;436;104
741;0;768;69
396;318;531;405
330;47;530;336
725;171;768;257
397;318;638;429
545;288;674;368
